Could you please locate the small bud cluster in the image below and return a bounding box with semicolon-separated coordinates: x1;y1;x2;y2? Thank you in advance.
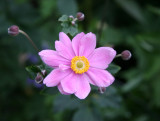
35;70;47;84
69;12;85;26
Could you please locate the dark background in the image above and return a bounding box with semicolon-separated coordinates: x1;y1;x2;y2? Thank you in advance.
0;0;160;121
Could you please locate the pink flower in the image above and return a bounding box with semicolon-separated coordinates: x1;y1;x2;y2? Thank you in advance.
39;32;116;99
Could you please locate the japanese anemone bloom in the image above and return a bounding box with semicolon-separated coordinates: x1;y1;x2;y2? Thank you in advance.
39;32;116;99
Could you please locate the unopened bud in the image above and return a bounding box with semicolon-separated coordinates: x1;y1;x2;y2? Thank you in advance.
69;15;74;20
71;21;75;25
35;73;43;84
98;87;106;94
41;70;47;76
76;12;85;21
8;25;19;36
121;50;132;60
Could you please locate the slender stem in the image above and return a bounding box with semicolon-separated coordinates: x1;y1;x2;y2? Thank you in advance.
19;30;39;52
115;54;122;58
73;18;78;22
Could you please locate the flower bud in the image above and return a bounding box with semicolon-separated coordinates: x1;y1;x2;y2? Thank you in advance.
76;12;85;21
71;21;75;26
98;87;106;94
69;15;74;20
41;70;47;76
8;25;19;36
121;50;132;60
35;73;43;84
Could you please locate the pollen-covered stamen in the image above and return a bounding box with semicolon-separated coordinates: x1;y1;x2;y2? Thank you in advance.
71;56;90;74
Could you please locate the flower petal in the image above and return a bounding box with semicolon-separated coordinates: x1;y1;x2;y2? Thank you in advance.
55;41;75;60
75;74;91;99
79;32;96;57
59;64;70;71
88;47;116;69
39;50;70;68
59;32;72;48
86;67;115;87
43;68;72;87
58;84;71;95
72;32;85;56
61;72;77;94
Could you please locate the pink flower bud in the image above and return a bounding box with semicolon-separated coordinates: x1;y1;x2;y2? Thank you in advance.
35;73;43;84
76;12;85;21
69;15;74;20
71;21;75;25
8;25;19;36
121;50;132;60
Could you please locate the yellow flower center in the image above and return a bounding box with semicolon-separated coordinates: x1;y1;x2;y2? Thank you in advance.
71;56;90;74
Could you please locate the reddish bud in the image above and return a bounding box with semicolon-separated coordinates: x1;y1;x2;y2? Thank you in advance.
35;73;43;84
121;50;132;60
8;25;19;36
76;12;85;21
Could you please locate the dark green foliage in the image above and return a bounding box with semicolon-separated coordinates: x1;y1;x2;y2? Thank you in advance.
1;0;160;121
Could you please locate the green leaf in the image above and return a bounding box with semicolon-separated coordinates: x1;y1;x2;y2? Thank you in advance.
73;107;99;121
107;64;121;75
26;65;41;73
40;87;58;95
62;25;78;36
122;75;143;92
58;15;69;22
147;5;160;16
54;95;81;112
92;86;122;109
57;0;77;15
40;0;56;18
100;27;122;45
115;0;146;23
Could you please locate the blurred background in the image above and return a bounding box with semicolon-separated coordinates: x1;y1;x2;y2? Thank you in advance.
1;0;160;121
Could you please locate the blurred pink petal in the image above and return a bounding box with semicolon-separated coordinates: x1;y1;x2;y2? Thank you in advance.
55;41;75;60
86;67;114;87
72;32;85;56
79;32;96;57
61;72;77;94
88;47;116;69
75;74;91;99
58;84;71;95
43;68;72;87
39;50;70;68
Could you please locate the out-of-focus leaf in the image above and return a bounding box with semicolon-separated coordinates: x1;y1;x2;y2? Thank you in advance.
54;95;81;112
152;77;160;107
122;75;143;92
107;64;121;75
100;27;123;45
62;24;78;36
40;87;58;95
73;107;99;121
58;15;69;22
115;0;146;23
92;86;122;109
58;15;78;36
57;0;77;15
40;0;56;18
147;5;160;16
26;65;41;73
